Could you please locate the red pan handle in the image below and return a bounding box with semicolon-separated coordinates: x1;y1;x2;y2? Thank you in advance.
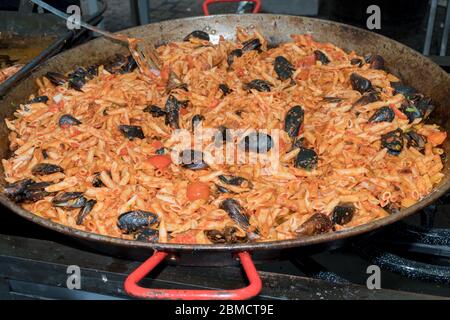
124;251;262;300
202;0;261;16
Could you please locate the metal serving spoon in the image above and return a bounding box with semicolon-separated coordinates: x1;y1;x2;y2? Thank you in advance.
30;0;183;91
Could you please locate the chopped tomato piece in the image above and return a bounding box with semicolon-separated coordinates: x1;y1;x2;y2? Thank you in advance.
180;107;188;115
119;148;128;156
296;54;316;68
170;230;198;244
209;98;220;109
150;140;164;150
148;154;172;170
186;181;210;201
160;65;170;82
427;131;447;146
186;55;194;69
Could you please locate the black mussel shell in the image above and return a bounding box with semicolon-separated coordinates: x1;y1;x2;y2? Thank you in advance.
144;105;166;117
165;95;181;129
119;125;145;140
368;106;395;123
4;179;53;203
240;132;273;153
331;204;355;225
219;84;232;96
117;210;159;233
244;79;272;92
28;95;49;104
52;192;87;208
353;91;379;107
183;30;210;42
242;38;261;52
314;50;330;65
294;148;318;170
405;131;427;152
219;199;250;230
350;73;373;93
218;175;252;189
381;128;404;155
59;114;81;127
400;102;422;123
205;226;247;244
365;54;384;70
284;105;304;138
350;58;364;67
76;199;97;225
391;82;417;99
92;172;104;187
31;163;64;176
227;49;243;67
296;213;333;236
274;56;295;80
136;228;159;242
45;72;67;85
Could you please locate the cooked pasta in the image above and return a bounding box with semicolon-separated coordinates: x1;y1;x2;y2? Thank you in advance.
2;28;447;244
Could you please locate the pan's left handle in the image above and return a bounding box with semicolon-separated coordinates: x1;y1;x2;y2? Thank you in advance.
124;251;262;300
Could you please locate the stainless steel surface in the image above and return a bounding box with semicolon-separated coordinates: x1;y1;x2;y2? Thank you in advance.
0;14;449;254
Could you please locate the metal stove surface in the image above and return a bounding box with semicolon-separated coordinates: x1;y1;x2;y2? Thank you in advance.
0;199;449;300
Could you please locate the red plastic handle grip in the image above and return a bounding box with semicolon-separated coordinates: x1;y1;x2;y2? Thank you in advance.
202;0;262;16
124;251;262;300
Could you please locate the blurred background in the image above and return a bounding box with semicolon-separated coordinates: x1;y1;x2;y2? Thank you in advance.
0;0;449;55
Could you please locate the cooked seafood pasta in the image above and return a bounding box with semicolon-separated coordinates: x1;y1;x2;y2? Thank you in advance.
2;28;447;244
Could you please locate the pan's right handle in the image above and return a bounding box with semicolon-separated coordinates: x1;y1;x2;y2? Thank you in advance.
202;0;261;16
124;251;262;300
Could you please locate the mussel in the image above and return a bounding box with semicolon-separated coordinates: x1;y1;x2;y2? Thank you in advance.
240;132;273;153
179;149;209;170
183;30;210;42
353;91;379;107
28;95;49;104
59;114;81;127
136;228;159;242
76;199;97;225
294;148;318;170
284;105;304;138
68;67;89;91
227;49;243;67
104;54;137;74
381;128;404;155
91;172;104;187
4;179;53;203
404;130;427;152
144;105;166;117
274;56;295;80
244;79;272;92
350;58;364;67
391;82;417;99
242;38;262;52
205;226;247;244
119;125;145;140
296;213;333;236
218;175;253;189
368;106;395;123
52;192;87;208
350;73;373;93
219;199;250;231
365;54;384;70
31;163;64;176
400;102;422;123
164;95;181;129
314;50;330;65
219;84;232;96
45;72;67;86
331;204;355;225
117;210;159;233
